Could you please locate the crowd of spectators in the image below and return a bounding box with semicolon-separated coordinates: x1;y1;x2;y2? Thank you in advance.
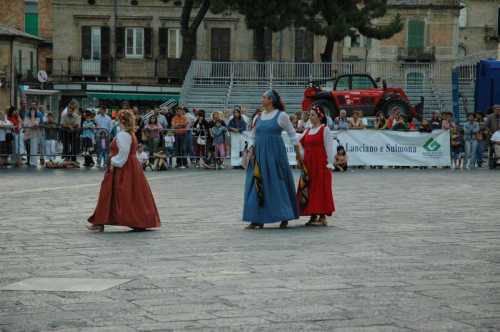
1;101;499;170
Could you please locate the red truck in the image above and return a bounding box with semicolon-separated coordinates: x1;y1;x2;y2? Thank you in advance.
302;74;423;120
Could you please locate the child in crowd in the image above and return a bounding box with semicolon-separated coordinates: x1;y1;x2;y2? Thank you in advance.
81;111;96;167
137;143;151;171
43;113;58;165
441;112;456;130
419;119;432;133
96;130;109;168
334;146;348;172
450;127;465;170
164;131;175;169
153;150;167;171
407;116;418;131
210;119;227;169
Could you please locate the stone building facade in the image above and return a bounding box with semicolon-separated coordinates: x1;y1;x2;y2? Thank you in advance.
51;0;470;86
458;0;500;57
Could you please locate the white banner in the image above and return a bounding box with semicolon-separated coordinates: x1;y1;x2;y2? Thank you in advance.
331;130;451;167
230;132;297;167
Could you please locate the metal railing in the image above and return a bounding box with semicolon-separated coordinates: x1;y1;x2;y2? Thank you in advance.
185;61;456;88
51;56;184;81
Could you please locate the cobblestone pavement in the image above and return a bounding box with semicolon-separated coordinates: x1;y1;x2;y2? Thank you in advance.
0;168;499;332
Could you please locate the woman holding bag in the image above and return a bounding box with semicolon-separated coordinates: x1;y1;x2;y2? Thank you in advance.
242;90;301;229
297;105;335;226
193;110;209;167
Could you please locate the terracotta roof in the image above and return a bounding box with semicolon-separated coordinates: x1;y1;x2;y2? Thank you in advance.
0;24;43;41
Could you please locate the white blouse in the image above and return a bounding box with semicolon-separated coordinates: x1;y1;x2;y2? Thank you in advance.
298;125;335;166
248;110;298;146
111;131;132;168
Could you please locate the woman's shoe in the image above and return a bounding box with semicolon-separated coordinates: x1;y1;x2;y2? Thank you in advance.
311;217;328;227
279;221;288;229
245;223;264;230
87;224;104;232
305;216;317;227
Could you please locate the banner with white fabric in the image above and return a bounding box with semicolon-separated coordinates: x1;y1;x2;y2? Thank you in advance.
230;132;298;167
331;130;451;167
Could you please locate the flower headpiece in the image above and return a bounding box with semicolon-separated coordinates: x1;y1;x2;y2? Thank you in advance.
311;105;325;120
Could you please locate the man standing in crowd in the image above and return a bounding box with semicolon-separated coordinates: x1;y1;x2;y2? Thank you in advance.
61;102;81;163
95;106;113;134
171;107;189;168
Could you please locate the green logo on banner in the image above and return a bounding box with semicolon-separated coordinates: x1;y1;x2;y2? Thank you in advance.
423;138;441;152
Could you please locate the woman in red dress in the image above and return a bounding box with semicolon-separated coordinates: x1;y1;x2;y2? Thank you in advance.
297;105;335;226
87;110;161;232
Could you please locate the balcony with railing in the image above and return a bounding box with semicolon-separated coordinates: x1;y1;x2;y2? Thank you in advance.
398;46;436;62
51;56;185;83
51;56;113;81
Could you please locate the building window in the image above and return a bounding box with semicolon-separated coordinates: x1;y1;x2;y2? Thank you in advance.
497;7;500;37
91;27;101;60
459;2;467;28
126;28;144;58
30;51;34;73
344;35;370;49
168;29;182;59
25;1;38;36
407;20;425;50
18;50;23;74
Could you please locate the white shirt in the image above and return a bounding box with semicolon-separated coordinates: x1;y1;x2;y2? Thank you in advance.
248;110;298;147
185;112;196;129
491;130;500;143
137;151;149;164
298;125;335;166
111;131;132;168
0;119;13;141
164;135;175;148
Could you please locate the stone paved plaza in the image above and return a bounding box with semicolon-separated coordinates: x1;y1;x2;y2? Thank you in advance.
0;168;499;332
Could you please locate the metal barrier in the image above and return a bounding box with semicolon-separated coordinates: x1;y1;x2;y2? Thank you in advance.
0;125;231;169
0;124;494;170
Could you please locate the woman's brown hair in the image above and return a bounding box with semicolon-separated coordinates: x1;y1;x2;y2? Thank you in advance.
118;110;136;133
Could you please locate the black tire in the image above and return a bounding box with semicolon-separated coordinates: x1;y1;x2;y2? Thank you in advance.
381;99;411;119
313;99;337;119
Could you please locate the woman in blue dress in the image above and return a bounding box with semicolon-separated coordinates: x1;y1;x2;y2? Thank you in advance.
243;90;302;229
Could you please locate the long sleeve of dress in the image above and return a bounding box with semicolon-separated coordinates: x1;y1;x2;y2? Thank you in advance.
324;127;334;166
111;132;132;168
277;112;298;146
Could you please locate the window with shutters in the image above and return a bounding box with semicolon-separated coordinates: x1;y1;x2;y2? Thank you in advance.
126;28;144;58
407;20;425;50
25;1;38;36
168;29;182;59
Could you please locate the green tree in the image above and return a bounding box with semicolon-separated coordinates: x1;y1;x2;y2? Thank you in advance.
162;0;231;71
300;0;403;62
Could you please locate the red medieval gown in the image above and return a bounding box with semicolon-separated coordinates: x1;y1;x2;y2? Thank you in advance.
297;125;335;216
88;132;161;229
